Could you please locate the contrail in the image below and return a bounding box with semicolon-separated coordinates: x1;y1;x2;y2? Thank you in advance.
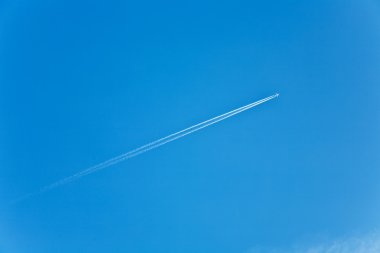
11;93;279;204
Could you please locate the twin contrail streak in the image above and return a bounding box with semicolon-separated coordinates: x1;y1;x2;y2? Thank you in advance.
12;93;279;204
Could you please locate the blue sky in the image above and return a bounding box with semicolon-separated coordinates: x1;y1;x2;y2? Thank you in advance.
1;0;379;252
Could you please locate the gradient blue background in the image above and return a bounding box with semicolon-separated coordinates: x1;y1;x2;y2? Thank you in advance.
1;0;379;252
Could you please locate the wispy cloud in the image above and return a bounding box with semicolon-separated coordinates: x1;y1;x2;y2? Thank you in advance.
303;233;380;253
248;232;380;253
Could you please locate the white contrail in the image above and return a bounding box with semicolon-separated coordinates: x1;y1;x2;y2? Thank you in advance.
12;93;279;204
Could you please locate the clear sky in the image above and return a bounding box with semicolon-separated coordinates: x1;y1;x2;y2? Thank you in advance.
1;0;379;252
